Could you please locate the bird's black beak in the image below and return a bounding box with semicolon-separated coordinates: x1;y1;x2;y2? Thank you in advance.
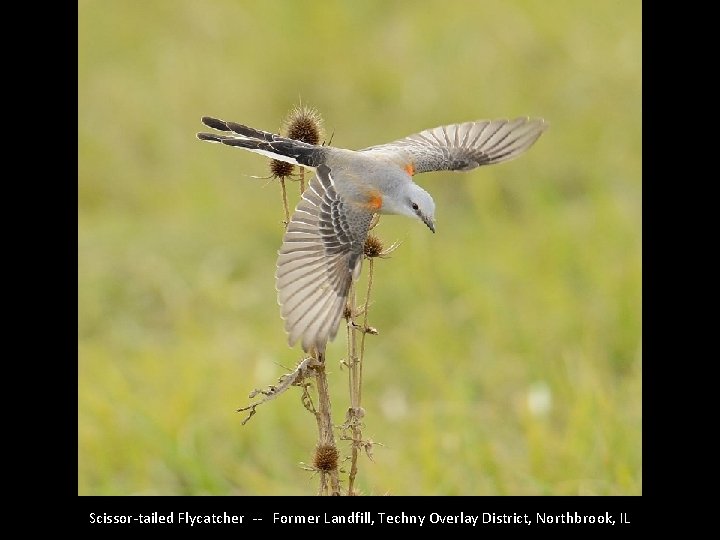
423;215;436;233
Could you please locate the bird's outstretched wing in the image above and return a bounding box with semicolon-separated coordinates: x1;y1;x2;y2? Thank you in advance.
360;117;547;174
276;164;373;353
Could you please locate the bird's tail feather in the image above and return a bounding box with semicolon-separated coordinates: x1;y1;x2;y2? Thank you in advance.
197;116;324;168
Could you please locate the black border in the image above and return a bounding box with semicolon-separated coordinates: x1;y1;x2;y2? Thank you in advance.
70;2;653;533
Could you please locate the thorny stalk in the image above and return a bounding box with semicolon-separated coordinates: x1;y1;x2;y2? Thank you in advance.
358;258;375;405
346;257;376;495
311;352;341;495
237;104;391;496
346;283;359;410
279;177;290;226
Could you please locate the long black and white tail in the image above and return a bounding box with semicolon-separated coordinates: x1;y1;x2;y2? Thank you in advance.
197;116;324;168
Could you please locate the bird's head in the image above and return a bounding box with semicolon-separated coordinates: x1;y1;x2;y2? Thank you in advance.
405;184;436;233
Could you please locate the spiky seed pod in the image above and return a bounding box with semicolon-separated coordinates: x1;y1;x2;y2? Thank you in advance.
270;158;294;179
284;104;324;145
364;234;384;258
269;104;323;180
313;443;339;472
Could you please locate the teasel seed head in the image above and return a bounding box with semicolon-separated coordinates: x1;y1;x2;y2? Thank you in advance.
284;104;324;145
364;234;384;258
313;443;339;472
269;158;294;179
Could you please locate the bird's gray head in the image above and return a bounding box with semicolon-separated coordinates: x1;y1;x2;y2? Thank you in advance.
404;184;436;233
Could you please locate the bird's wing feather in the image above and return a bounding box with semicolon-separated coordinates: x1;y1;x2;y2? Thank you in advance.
360;117;547;173
276;164;373;353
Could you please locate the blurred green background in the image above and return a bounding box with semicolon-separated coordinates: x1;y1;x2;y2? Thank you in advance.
78;0;641;495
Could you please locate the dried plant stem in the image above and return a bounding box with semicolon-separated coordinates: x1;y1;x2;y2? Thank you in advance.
346;283;361;494
256;103;344;496
346;258;376;495
279;177;291;226
312;352;341;495
358;258;375;399
346;283;359;408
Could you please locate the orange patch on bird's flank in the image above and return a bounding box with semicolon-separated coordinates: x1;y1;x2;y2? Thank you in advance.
366;190;383;210
404;163;415;176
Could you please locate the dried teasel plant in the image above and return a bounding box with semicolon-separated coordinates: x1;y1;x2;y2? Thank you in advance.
269;104;325;225
237;103;397;496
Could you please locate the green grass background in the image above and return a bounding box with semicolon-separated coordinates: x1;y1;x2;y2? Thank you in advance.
78;0;641;495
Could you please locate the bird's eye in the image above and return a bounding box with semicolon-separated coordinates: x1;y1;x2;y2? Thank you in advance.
411;202;419;211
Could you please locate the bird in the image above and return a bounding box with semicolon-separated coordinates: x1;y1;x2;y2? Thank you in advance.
197;115;547;354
